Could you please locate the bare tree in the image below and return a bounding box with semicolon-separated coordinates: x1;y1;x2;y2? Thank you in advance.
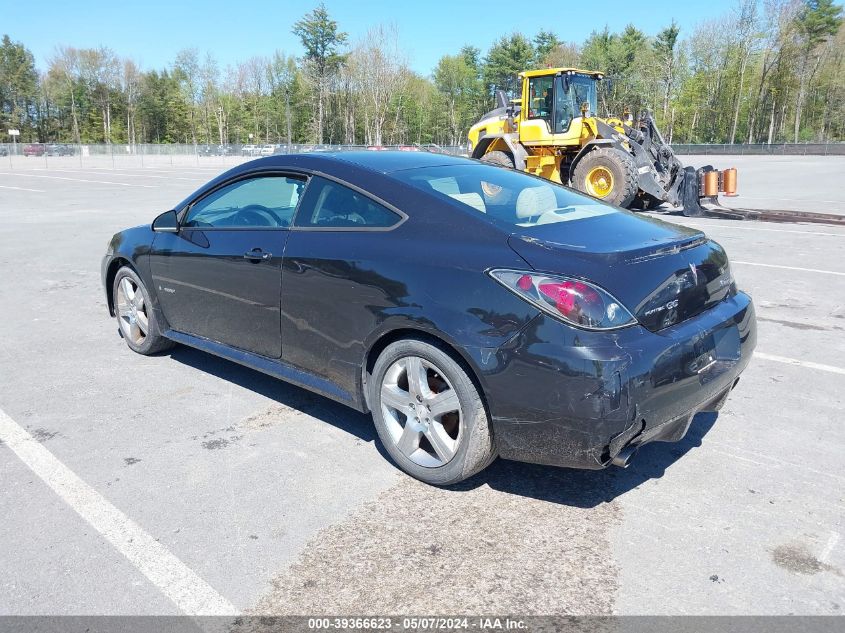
350;24;408;146
49;47;82;144
174;48;201;144
78;47;120;143
122;59;141;147
728;0;759;145
268;52;298;147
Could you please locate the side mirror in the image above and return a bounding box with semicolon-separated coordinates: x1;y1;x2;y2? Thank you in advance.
152;209;179;232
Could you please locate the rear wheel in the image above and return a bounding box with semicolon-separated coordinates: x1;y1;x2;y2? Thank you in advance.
572;147;638;208
370;339;496;485
112;266;174;355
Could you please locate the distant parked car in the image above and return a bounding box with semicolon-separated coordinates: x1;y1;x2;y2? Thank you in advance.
0;146;8;157
46;143;76;156
23;143;46;156
367;145;388;151
397;145;421;152
241;144;259;156
200;144;238;157
259;144;275;156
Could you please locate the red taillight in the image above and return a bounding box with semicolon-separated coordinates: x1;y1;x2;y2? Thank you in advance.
489;270;636;330
517;274;534;291
538;281;602;320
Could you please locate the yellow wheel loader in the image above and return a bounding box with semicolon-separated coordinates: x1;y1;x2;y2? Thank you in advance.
467;68;736;216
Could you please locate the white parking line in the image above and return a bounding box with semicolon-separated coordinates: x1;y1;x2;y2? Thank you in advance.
0;173;156;188
736;195;844;205
86;166;225;174
755;352;845;376
732;261;845;276
0;407;238;616
30;168;205;181
673;222;845;238
0;184;45;193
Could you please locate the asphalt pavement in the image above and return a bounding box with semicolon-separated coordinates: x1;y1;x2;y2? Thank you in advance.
0;157;842;617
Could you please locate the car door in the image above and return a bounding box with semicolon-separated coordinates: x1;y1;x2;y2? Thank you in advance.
150;173;307;359
280;176;406;395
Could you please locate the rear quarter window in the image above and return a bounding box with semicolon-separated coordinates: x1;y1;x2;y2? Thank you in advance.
294;176;402;229
393;163;616;228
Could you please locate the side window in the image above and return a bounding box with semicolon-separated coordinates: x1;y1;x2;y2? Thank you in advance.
183;175;306;228
294;176;401;229
527;76;554;124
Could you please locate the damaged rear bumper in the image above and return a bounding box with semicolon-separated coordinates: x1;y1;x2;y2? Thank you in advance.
484;291;756;470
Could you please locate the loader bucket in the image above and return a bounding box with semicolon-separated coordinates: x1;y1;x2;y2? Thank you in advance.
679;165;721;217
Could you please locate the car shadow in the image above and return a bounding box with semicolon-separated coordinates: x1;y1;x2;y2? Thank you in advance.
166;346;379;444
165;346;718;508
453;412;720;508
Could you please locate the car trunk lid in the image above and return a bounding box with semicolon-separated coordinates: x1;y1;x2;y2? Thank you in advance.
507;212;735;332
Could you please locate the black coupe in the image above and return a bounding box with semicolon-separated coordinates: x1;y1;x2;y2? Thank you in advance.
102;151;756;484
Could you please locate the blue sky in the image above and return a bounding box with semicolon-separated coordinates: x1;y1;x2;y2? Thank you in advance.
6;0;739;75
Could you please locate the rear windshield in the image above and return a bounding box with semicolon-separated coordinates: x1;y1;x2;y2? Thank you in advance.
392;163;617;228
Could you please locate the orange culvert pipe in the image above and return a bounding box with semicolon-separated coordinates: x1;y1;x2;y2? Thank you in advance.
722;168;738;196
702;170;719;197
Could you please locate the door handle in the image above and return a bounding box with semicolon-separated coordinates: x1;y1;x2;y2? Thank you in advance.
244;249;272;261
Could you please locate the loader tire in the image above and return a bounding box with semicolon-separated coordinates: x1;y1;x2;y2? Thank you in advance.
572;147;638;208
480;150;515;169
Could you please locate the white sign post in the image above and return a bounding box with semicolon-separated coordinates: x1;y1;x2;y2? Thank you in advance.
7;129;19;162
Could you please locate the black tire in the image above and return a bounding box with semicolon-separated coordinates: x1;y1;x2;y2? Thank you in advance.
112;266;174;355
480;150;515;169
571;147;639;208
369;339;496;485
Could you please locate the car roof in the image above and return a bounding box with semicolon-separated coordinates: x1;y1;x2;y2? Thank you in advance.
174;151;482;214
252;150;473;174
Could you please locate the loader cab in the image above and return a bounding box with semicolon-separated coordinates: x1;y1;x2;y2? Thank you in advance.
519;69;602;143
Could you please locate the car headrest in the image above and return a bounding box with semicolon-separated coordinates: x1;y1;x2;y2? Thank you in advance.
516;186;557;219
448;192;486;214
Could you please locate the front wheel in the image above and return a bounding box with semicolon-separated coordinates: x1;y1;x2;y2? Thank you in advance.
571;147;639;208
112;266;174;355
369;339;496;485
480;150;515;169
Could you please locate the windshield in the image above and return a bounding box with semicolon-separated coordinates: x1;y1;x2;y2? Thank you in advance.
570;74;598;116
554;74;598;132
393;164;617;228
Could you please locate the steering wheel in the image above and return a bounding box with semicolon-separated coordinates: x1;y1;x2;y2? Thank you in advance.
236;204;279;227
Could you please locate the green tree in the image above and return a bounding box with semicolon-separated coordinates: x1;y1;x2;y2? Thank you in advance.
0;35;39;140
292;2;348;142
532;30;561;66
434;54;478;144
792;0;843;141
174;48;201;144
483;33;534;96
654;21;681;119
268;52;300;147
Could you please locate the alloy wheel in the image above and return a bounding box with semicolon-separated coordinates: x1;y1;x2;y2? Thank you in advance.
116;277;149;346
380;356;462;468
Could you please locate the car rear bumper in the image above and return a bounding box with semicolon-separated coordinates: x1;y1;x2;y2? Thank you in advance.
483;291;756;469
